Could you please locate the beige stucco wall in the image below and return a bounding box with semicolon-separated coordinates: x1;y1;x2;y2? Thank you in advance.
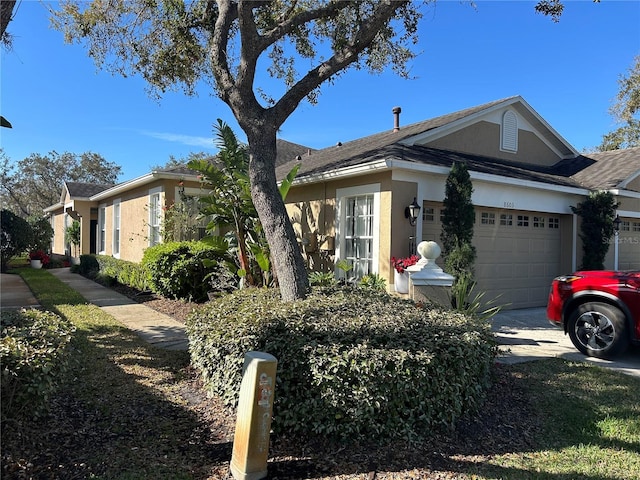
626;176;640;192
286;171;400;287
426;121;561;167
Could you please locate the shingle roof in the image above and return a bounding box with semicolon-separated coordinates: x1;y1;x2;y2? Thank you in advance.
571;147;640;190
276;97;517;180
275;97;638;192
65;181;113;198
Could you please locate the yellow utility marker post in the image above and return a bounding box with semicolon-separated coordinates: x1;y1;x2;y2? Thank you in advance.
230;351;278;480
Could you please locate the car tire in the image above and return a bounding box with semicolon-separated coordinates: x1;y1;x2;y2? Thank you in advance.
567;302;629;359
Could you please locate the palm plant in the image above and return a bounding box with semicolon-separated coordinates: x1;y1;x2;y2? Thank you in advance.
188;119;299;287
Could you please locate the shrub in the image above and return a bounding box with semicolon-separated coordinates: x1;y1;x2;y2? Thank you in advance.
94;255;149;291
27;215;54;253
142;241;229;301
1;309;76;419
186;287;497;441
77;254;100;277
1;210;32;272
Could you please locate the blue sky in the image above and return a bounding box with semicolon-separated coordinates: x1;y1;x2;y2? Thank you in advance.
1;1;639;182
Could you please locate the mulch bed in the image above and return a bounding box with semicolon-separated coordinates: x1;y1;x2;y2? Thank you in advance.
2;280;541;479
108;284;542;479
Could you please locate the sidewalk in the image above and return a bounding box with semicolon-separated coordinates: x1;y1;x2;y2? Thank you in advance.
1;269;188;351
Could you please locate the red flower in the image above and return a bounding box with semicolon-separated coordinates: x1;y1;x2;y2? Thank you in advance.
391;255;420;273
29;250;50;266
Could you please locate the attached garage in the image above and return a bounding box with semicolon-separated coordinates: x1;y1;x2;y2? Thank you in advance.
421;203;569;309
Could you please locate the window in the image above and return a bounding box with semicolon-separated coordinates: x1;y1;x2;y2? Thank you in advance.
533;216;545;228
501;110;518;152
422;207;435;222
345;194;374;278
633;222;640;232
336;184;380;280
98;205;106;253
149;188;162;246
517;215;529;227
113;199;121;257
481;212;495;225
500;214;513;226
621;221;630;232
548;217;559;229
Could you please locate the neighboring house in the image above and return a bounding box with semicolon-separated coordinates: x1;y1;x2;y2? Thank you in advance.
278;96;640;308
45;96;640;309
44;140;313;264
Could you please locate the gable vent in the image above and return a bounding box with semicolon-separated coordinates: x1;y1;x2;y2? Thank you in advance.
501;110;518;152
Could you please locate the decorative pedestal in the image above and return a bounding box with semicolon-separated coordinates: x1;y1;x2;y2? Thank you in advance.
30;259;42;269
394;270;409;294
406;241;454;308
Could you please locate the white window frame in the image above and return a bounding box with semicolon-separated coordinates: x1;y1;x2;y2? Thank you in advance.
98;204;107;254
335;184;381;278
112;198;121;258
149;187;163;246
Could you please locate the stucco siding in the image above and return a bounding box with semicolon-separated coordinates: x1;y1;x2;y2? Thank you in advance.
426;121;561;167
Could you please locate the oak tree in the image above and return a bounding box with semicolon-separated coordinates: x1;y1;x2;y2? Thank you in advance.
51;0;572;301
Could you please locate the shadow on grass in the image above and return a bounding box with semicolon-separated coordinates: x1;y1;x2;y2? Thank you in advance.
2;269;233;479
264;359;639;479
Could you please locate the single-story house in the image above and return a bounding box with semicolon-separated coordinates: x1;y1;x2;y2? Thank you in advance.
45;96;640;308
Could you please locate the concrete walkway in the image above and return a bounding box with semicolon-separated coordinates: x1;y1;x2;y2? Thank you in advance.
1;269;188;351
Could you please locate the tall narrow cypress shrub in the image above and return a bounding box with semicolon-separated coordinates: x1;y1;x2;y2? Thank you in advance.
440;162;476;299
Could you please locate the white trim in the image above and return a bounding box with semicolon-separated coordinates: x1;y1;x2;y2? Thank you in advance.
335;184;381;277
148;187;163;247
98;203;107;255
398;96;578;158
90;172;199;201
112;198;121;258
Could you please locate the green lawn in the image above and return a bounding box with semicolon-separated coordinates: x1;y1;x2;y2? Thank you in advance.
3;268;639;479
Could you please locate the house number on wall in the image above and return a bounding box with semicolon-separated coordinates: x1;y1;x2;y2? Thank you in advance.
503;201;515;208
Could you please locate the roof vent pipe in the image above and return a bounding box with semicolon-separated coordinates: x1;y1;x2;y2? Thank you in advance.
392;106;402;132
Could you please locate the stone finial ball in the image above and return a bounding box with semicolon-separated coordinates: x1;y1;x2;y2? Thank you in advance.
417;241;441;260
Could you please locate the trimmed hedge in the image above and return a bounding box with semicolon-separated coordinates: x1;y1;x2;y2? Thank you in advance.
94;255;149;291
1;309;76;419
142;241;227;301
186;287;497;441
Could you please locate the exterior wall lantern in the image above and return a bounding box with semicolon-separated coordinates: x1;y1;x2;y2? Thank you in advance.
613;214;621;234
405;197;421;226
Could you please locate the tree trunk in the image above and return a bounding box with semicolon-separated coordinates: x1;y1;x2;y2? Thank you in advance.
245;129;308;301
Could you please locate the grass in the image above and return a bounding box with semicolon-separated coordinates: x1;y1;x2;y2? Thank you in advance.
2;267;639;479
473;360;640;480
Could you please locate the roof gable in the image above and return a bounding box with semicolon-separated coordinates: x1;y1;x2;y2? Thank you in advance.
277;96;578;181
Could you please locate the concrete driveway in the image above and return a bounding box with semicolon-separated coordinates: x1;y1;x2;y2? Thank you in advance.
492;307;640;378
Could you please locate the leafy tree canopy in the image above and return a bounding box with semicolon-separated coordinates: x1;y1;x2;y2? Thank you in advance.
0;149;121;217
50;0;579;301
598;55;640;151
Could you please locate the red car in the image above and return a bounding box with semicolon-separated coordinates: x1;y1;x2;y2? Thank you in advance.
547;270;640;359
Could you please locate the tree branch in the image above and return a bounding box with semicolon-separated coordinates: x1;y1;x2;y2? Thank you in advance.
210;0;238;105
270;1;409;125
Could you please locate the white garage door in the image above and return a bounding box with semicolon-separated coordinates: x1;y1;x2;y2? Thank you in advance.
422;204;563;309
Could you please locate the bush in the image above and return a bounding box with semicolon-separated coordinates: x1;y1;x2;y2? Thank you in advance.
1;309;76;419
94;255;149;291
186;287;497;441
142;241;228;301
1;210;32;272
27;216;54;253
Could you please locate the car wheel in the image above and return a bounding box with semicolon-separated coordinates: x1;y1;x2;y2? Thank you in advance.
567;302;628;359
